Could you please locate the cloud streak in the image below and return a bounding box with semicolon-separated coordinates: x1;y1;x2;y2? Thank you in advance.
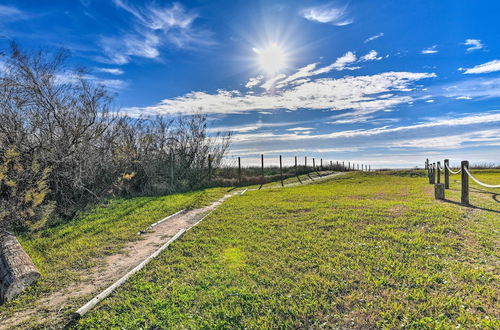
123;71;435;115
463;39;484;52
461;60;500;74
364;33;384;43
100;1;213;64
301;3;353;26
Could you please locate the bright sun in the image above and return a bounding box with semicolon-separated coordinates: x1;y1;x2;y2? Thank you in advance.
253;43;287;75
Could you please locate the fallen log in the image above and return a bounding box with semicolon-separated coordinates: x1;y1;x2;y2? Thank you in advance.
0;231;40;303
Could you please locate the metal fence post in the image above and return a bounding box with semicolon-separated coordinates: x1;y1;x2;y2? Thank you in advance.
444;159;450;189
461;160;469;205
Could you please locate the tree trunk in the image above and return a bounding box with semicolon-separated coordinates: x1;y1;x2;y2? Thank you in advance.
0;231;40;303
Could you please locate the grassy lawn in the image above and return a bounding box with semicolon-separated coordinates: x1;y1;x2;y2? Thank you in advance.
73;171;499;328
0;187;229;320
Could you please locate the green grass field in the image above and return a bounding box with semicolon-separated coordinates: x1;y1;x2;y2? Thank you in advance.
0;187;228;322
71;170;499;328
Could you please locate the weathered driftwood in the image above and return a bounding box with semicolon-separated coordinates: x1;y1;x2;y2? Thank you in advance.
0;232;40;302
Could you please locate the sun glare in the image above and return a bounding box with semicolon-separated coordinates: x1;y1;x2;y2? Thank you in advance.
253;43;287;75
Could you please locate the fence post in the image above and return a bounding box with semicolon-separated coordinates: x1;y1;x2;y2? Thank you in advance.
320;158;323;169
461;160;469;205
261;154;264;182
342;161;344;170
208;154;212;182
295;156;298;176
348;162;350;170
437;161;441;183
305;156;307;168
313;158;315;171
425;158;429;170
429;163;435;184
279;155;283;186
170;152;174;187
444;159;450;189
238;157;241;184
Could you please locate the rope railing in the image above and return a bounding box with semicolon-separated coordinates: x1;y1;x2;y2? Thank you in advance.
463;167;500;188
445;163;461;175
425;157;499;205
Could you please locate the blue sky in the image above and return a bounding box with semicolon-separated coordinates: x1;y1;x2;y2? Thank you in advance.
1;0;500;167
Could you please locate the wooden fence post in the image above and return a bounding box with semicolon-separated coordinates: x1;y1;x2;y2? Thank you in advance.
425;158;429;170
313;158;315;171
208;154;212;182
261;154;264;182
238;157;241;184
429;163;435;184
279;155;283;186
320;158;323;169
305;156;307;168
437;161;441;183
444;159;450;189
348;162;350;170
342;161;344;170
170;152;174;187
295;156;298;175
461;160;469;205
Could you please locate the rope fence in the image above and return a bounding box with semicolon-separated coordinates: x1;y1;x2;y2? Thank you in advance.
424;158;499;205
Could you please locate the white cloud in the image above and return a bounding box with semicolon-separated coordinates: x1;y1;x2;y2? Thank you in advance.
388;129;500;149
463;39;484;52
442;77;500;99
123;71;435;115
286;127;314;131
56;72;127;90
229;112;500;145
364;33;384;43
360;50;382;62
462;60;500;74
421;45;438;54
245;75;264;88
101;1;212;64
95;67;124;75
301;3;353;26
0;4;22;17
425;99;434;103
456;96;472;100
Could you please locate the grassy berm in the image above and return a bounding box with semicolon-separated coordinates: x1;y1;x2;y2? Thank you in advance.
72;170;499;328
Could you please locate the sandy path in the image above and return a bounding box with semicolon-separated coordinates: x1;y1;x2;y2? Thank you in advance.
0;172;344;329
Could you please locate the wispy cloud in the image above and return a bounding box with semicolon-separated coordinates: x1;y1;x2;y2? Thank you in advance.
245;75;264;88
100;1;213;64
230;112;500;144
421;45;438;54
0;4;28;21
95;67;124;75
258;50;385;91
301;2;353;26
463;39;484;52
461;60;500;74
360;50;382;61
364;33;384;43
442;77;500;99
0;4;22;16
123;71;435;115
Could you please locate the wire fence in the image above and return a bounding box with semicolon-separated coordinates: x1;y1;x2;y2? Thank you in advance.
424;158;500;204
208;154;372;187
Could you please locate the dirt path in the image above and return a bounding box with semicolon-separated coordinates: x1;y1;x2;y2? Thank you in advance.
1;172;344;329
